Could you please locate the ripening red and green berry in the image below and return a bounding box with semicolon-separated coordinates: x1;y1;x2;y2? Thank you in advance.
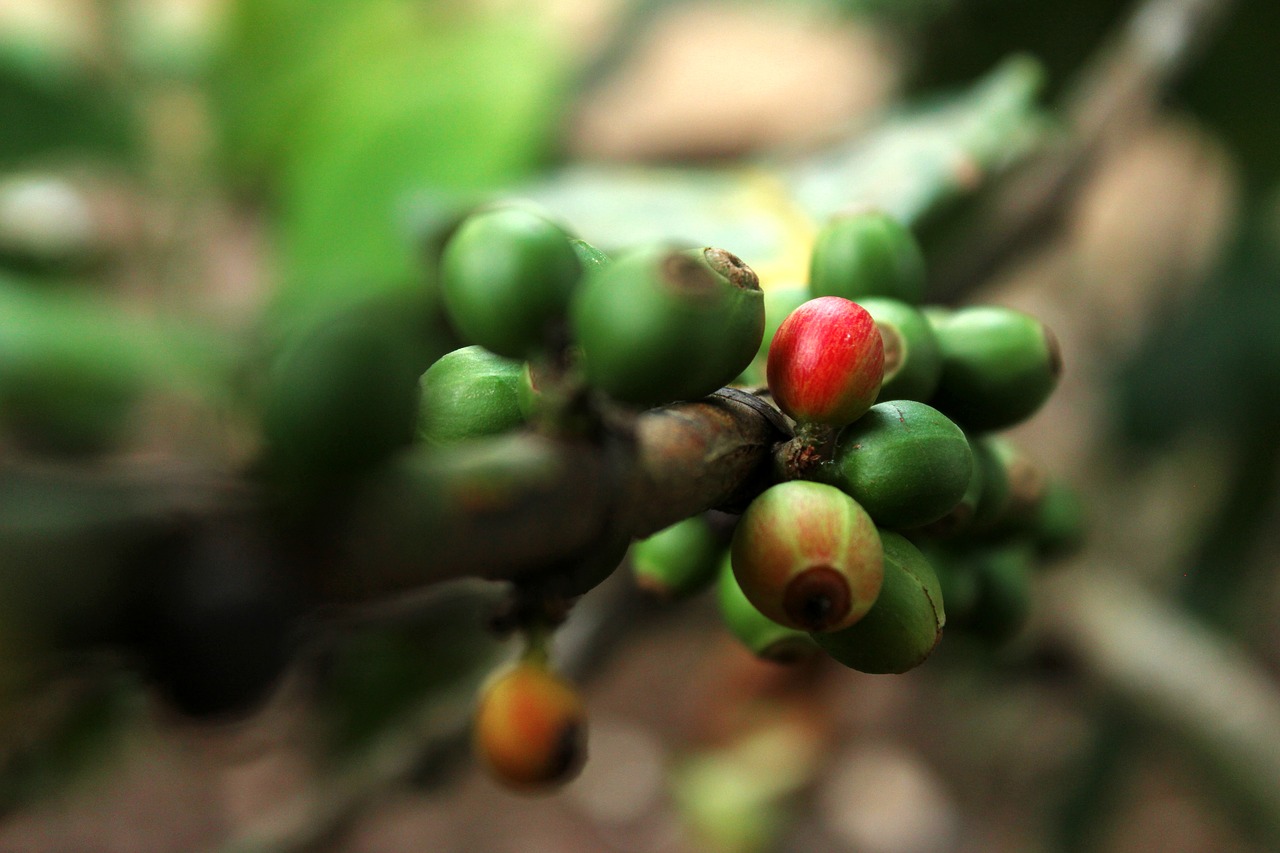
767;296;884;428
731;480;884;633
473;659;587;792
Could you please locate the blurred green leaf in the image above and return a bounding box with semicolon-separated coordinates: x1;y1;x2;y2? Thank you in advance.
0;39;137;170
213;1;576;306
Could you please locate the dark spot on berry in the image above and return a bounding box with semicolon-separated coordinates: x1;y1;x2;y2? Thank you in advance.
543;718;587;784
1044;324;1063;380
704;247;760;291
784;566;852;632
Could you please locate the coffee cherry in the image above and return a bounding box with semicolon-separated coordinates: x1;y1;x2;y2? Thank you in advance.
1031;479;1085;562
809;210;927;305
815;401;971;530
731;481;883;633
418;346;526;444
632;515;721;600
767;296;884;428
473;659;587;791
812;532;944;674
929;306;1062;432
969;435;1012;532
571;246;763;407
857;298;943;403
262;295;431;484
716;554;818;663
441;205;581;359
963;542;1034;643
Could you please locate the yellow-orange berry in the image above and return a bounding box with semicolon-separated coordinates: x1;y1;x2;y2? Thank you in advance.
473;660;587;791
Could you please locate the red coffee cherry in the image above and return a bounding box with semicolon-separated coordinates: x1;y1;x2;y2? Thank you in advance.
767;296;884;428
473;659;587;792
731;480;884;633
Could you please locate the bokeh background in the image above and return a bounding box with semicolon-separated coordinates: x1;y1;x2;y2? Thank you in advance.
1;0;1279;851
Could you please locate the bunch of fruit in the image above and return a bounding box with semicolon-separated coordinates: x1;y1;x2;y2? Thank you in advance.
417;203;1082;791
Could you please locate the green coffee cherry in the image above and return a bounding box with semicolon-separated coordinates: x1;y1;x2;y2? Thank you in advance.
858;298;943;403
262;296;430;483
571;246;763;407
929;306;1062;432
631;515;722;600
969;436;1012;532
731;481;883;633
965;543;1034;643
736;282;811;386
570;238;611;272
417;346;526;444
1032;479;1085;562
716;554;818;663
812;532;944;674
809;211;927;305
440;205;581;359
921;543;979;624
815;401;972;530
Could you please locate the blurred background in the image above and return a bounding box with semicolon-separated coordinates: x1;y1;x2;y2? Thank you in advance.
1;0;1279;851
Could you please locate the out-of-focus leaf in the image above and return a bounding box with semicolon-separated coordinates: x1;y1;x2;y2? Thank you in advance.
0;39;137;169
213;1;575;308
508;57;1047;285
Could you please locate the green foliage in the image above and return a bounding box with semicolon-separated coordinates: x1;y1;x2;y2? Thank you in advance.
0;40;137;170
213;0;577;298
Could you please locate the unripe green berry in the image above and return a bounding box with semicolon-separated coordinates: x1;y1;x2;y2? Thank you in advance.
417;346;526;444
731;481;883;633
815;401;972;530
767;296;884;428
1032;479;1086;562
571;246;763;407
929;305;1062;432
440;205;581;359
809;211;927;305
858;297;943;403
632;515;722;600
963;542;1034;643
969;436;1012;532
716;554;818;663
812;532;944;674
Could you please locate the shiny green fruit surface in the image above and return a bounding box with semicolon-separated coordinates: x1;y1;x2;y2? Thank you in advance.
858;297;943;403
816;401;972;530
417;346;526;444
809;211;927;305
571;246;762;407
632;515;721;600
929;306;1061;432
812;532;944;674
440;206;581;359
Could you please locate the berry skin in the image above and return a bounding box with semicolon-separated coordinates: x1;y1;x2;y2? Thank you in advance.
715;553;818;663
812;532;944;674
857;297;943;403
632;515;722;600
767;296;884;428
815;400;972;530
731;481;883;633
928;305;1062;432
473;660;587;792
571;246;763;407
418;346;526;444
808;211;927;305
440;205;581;359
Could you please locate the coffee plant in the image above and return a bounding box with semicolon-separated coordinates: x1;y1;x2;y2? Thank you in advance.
4;0;1280;849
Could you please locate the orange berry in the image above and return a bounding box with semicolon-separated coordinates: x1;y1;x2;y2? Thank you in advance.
473;660;587;791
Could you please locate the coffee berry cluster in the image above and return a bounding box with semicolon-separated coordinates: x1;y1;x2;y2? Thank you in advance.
423;203;1081;792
